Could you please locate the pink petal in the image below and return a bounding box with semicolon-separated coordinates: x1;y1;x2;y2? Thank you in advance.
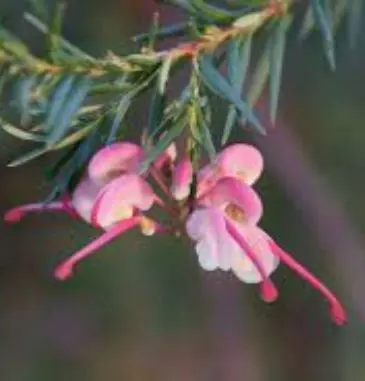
72;177;103;224
54;216;141;280
171;157;193;200
198;177;263;225
198;143;263;194
88;142;144;185
92;174;155;229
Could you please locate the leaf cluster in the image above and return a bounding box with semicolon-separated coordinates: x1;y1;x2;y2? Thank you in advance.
0;0;362;198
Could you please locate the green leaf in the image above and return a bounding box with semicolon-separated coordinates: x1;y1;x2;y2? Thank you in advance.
312;0;336;70
0;64;9;96
16;75;37;125
0;119;45;142
141;115;186;172
147;11;160;51
190;0;234;22
222;34;252;144
133;22;189;43
45;74;76;131
198;55;264;134
53;120;98;149
148;85;166;141
196;106;216;160
269;16;292;123
299;4;315;40
27;0;48;18
158;55;174;94
47;2;66;60
24;13;95;61
8;147;49;167
248;46;270;106
107;95;132;143
47;76;92;144
147;56;173;139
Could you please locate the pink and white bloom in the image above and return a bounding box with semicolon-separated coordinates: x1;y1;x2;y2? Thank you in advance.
187;177;279;302
5;141;159;280
186;149;347;325
4;140;347;325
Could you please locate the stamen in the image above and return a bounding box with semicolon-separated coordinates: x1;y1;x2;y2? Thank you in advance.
54;216;141;281
226;220;279;303
268;240;347;325
4;201;76;223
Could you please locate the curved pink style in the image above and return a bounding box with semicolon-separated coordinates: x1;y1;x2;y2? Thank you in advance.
4;199;77;223
267;239;347;325
55;216;141;280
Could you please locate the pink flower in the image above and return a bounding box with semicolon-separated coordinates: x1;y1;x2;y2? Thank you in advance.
187;177;279;302
4;140;347;325
5;141;158;280
187;166;346;325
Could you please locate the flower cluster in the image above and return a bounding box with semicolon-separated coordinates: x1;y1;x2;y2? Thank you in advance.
5;142;347;325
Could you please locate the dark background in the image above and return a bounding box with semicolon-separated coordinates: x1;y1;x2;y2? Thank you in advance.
1;1;365;380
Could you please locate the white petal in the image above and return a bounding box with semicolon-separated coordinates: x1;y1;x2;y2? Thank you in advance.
230;225;279;284
187;208;241;272
195;240;220;271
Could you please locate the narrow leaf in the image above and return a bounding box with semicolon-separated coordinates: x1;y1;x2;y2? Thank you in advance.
196;106;216;160
47;76;92;144
8;147;49;167
222;34;252;144
198;55;264;134
16;75;37;125
141;116;186;172
0;119;45;142
107;95;132;143
269;16;291;123
54;120;99;149
45;75;76;131
312;0;336;70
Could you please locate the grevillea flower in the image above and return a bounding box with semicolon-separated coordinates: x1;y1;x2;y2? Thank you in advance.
5;141;161;280
186;148;347;325
4;140;347;325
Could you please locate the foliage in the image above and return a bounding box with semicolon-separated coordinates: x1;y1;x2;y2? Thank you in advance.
0;0;362;197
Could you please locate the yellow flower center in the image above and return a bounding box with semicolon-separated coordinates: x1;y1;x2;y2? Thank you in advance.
224;203;246;223
112;206;134;221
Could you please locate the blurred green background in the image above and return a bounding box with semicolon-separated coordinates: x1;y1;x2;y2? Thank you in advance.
1;1;365;380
